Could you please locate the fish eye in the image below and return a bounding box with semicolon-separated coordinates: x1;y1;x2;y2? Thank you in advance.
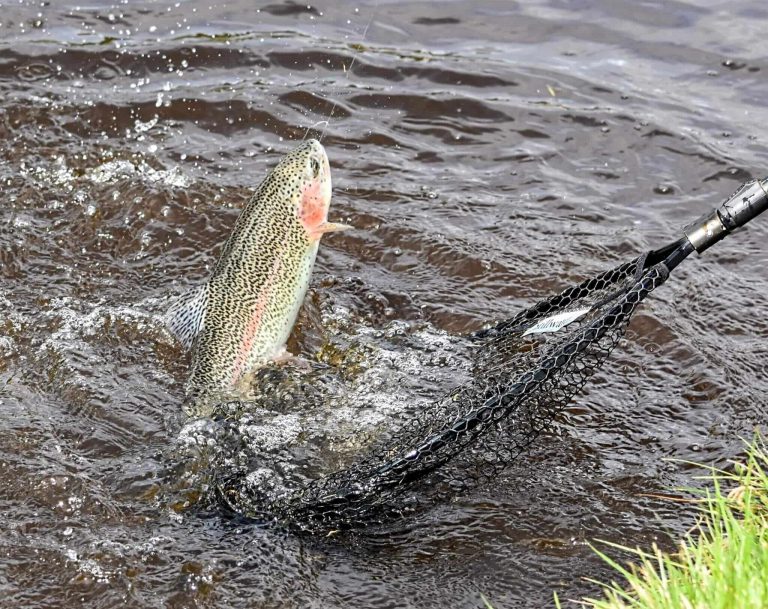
309;158;321;178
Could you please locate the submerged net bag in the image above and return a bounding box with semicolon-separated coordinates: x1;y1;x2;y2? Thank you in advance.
218;178;768;533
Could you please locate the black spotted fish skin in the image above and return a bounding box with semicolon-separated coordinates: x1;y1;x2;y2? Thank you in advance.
179;139;334;417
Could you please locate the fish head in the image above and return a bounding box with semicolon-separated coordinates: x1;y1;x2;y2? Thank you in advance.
276;139;349;242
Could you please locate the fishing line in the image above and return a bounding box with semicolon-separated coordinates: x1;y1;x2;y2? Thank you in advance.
302;120;329;142
300;3;378;143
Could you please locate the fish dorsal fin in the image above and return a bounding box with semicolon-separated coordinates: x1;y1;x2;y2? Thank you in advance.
165;284;209;351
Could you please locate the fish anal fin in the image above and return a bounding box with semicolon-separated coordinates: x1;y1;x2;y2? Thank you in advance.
166;284;209;350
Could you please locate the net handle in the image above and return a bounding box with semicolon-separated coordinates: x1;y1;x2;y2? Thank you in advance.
649;177;768;274
683;177;768;255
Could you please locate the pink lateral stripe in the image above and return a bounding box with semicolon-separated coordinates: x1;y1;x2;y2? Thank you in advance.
230;255;284;386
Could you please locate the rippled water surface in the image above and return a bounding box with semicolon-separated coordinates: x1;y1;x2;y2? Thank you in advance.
2;1;768;607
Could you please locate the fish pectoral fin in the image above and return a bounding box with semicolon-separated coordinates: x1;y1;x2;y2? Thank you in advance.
165;284;209;351
271;348;313;371
315;221;353;235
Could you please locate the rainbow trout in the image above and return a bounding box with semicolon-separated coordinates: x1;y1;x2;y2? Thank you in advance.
167;139;349;417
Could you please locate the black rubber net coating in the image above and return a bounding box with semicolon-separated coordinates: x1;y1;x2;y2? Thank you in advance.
218;245;677;533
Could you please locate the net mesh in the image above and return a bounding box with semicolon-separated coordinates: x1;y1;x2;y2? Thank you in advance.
217;251;672;533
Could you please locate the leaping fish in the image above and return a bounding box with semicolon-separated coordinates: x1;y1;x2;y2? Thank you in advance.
167;139;350;417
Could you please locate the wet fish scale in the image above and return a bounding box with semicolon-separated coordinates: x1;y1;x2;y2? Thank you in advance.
167;139;348;417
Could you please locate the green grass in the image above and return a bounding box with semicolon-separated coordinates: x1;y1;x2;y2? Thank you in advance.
571;434;768;609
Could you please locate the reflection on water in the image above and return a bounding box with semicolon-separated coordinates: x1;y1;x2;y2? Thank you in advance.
2;0;768;607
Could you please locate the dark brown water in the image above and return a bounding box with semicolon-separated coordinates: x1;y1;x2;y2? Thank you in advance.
2;1;768;607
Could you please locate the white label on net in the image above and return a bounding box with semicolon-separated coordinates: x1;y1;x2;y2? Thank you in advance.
522;307;591;337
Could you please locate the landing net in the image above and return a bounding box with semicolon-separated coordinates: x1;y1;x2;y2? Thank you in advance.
218;178;768;533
